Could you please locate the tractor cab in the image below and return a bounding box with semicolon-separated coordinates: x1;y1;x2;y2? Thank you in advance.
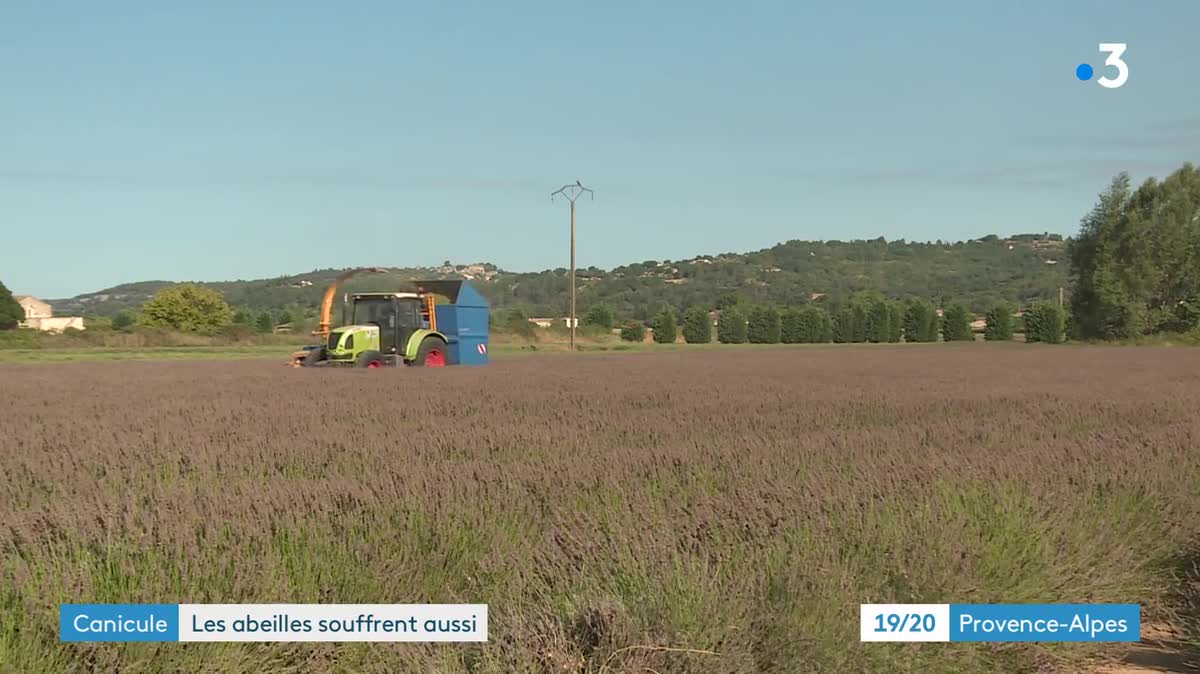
348;292;434;357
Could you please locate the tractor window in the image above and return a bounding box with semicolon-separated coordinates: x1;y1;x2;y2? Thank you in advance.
397;301;421;327
353;298;421;334
354;300;394;328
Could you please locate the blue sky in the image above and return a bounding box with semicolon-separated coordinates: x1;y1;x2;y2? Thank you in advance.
2;1;1198;297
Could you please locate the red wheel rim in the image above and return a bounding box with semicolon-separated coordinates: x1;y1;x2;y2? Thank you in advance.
367;360;382;369
426;349;446;367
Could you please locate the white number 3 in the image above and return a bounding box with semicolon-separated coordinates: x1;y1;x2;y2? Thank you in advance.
1097;43;1128;89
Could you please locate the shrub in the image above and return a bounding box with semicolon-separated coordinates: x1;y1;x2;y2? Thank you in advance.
903;299;938;343
717;307;748;344
851;304;869;342
787;306;833;343
941;303;974;342
984;303;1015;341
1025;302;1066;343
0;281;23;330
140;284;234;333
681;306;712;344
832;308;857;344
816;307;835;343
499;312;537;339
0;328;42;348
584;304;617;330
747;305;781;344
110;311;137;331
220;324;258;341
619;322;645;342
83;317;113;332
780;308;803;344
886;302;903;343
650;306;677;344
866;299;891;343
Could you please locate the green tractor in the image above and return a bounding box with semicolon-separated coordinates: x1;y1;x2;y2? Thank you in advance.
295;291;448;368
290;273;489;369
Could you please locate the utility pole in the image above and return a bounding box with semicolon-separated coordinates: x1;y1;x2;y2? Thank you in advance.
551;181;594;351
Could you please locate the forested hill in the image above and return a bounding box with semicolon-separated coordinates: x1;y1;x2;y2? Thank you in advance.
49;233;1069;320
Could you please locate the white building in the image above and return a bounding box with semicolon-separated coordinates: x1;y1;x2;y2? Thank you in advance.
16;296;86;332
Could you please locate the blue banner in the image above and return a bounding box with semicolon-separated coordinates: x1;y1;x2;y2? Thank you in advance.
61;604;179;642
60;604;489;642
949;604;1140;642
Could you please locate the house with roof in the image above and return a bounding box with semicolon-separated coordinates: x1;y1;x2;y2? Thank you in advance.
15;296;86;332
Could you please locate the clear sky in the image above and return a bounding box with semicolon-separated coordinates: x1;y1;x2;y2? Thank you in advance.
3;1;1198;297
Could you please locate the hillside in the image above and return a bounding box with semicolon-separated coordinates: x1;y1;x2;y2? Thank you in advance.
48;234;1069;321
48;264;499;319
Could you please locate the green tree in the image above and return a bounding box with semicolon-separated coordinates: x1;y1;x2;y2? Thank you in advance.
886;303;903;343
1069;164;1200;339
111;311;136;331
850;303;870;342
717;307;748;344
1068;174;1142;339
140;284;234;333
747;305;781;344
1025;302;1066;343
681;306;712;344
232;309;254;326
984;303;1015;341
650;305;677;344
0;281;23;330
832;307;857;343
809;306;834;343
619;321;645;342
865;298;891;343
787;306;832;343
584;303;616;330
941;303;973;342
255;311;274;333
780;308;803;344
903;299;936;342
276;309;294;326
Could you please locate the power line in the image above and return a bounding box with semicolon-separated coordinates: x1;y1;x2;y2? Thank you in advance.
551;181;595;352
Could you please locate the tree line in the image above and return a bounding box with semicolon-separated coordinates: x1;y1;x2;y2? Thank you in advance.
564;161;1200;345
0;264;1070;346
581;291;1067;345
474;235;1069;322
5;163;1193;345
21;284;304;337
45;233;1071;323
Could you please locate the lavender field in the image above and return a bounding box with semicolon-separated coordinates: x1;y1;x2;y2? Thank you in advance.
2;345;1198;672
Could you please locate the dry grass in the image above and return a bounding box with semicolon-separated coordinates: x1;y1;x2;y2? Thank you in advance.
2;344;1199;672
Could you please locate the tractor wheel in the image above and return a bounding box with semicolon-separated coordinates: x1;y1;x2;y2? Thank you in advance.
410;337;447;368
302;347;327;367
354;350;385;369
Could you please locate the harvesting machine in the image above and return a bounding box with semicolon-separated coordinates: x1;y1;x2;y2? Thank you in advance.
289;268;489;369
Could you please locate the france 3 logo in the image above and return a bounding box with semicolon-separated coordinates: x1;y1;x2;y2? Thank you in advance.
1076;44;1128;89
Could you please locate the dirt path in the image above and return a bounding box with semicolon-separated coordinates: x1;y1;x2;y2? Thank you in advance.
1098;625;1198;673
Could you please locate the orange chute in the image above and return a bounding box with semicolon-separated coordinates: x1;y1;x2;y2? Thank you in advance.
314;267;389;340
